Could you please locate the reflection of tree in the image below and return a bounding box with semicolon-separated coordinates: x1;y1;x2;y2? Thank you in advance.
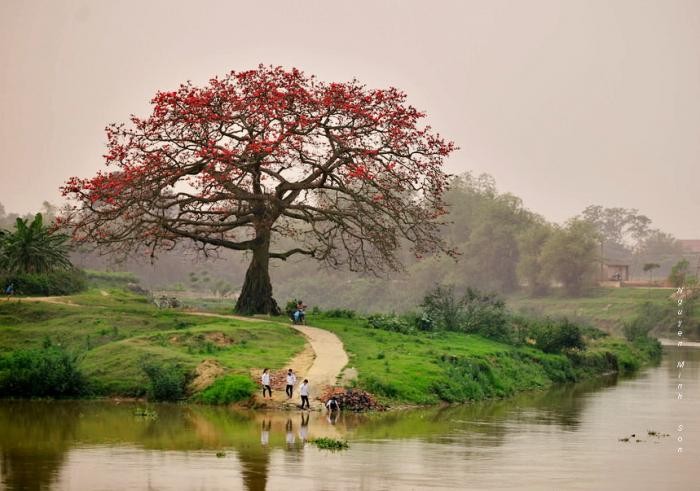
0;401;80;491
237;444;270;491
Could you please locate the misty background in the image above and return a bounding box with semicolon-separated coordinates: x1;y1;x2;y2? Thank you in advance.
1;0;698;310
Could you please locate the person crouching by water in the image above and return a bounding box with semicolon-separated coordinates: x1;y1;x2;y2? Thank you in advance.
325;396;340;412
300;379;310;409
261;368;272;399
286;368;296;399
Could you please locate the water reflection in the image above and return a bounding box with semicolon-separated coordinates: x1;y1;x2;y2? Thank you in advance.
0;346;697;490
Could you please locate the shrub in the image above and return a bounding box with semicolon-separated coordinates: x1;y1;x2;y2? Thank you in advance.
0;346;86;397
669;259;690;287
421;284;464;330
198;375;256;404
84;270;139;289
284;299;298;319
0;269;86;296
140;358;190;401
623;302;669;341
529;317;585;353
324;308;356;319
421;285;510;341
362;375;399;398
366;314;414;334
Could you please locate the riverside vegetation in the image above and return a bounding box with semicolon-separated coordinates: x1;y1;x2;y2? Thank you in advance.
0;278;661;407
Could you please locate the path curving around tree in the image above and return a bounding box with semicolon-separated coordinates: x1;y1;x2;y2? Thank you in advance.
184;312;352;407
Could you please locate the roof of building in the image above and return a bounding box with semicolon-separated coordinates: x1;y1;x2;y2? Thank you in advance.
679;239;700;253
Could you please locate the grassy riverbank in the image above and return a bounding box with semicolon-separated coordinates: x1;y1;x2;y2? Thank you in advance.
507;287;700;339
0;289;661;406
310;314;661;405
0;290;304;397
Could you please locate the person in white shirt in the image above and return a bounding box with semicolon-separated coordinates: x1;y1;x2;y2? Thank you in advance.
285;368;297;399
261;368;272;399
299;379;310;409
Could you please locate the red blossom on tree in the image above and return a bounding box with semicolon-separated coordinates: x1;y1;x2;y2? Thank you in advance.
61;65;456;314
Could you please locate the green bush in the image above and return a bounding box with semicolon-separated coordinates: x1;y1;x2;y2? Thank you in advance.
0;346;86;397
140;359;190;401
366;314;415;334
284;299;298;319
0;269;86;296
421;284;465;330
623;301;669;341
421;285;510;341
529;317;585;353
198;375;256;404
362;375;399;398
323;308;356;319
84;269;139;288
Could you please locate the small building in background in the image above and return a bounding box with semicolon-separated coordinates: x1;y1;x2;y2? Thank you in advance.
602;263;629;282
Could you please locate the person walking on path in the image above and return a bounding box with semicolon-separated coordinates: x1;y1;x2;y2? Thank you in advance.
285;368;297;399
299;379;310;409
261;368;272;399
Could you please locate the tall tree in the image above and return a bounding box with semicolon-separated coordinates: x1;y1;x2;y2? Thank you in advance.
580;206;651;253
540;219;598;296
516;219;553;296
61;66;455;314
0;213;72;274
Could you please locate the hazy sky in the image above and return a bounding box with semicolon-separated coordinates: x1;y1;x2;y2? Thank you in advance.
1;0;698;237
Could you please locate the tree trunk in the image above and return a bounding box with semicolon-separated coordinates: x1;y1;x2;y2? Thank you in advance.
235;231;280;315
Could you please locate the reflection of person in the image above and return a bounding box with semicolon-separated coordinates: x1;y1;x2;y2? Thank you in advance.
260;419;271;446
286;369;296;399
299;413;309;442
300;379;310;409
285;419;295;447
261;368;272;398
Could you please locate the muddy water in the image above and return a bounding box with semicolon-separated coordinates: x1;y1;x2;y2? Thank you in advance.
0;345;697;490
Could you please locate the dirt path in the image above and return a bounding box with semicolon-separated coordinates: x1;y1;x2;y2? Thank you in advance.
186;312;352;408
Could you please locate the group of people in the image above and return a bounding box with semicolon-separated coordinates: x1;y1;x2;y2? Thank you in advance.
261;368;311;409
260;367;341;412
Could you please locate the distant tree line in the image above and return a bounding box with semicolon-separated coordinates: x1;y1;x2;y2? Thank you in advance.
1;170;694;308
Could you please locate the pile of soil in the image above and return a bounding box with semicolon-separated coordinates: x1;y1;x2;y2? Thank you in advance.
320;386;386;412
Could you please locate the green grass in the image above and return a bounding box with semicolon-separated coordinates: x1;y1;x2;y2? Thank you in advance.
506;287;696;336
310;314;659;405
0;289;305;397
197;375;257;404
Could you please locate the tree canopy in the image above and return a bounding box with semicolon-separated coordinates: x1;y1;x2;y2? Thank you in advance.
0;213;72;274
61;65;456;313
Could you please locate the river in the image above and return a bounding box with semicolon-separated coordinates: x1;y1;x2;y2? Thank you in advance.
0;345;697;490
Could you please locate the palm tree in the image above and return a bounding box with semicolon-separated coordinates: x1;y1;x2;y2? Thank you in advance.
0;213;72;274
